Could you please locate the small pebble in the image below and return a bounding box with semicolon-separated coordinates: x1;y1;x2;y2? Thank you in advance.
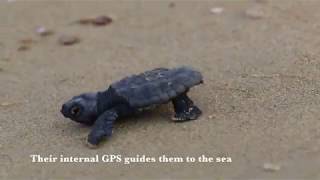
169;2;175;8
17;45;30;51
241;73;249;78
0;102;15;106
182;124;188;130
75;16;113;26
210;7;224;15
92;15;113;26
208;115;215;119
36;27;54;37
76;18;94;25
263;163;281;172
245;7;266;19
19;38;36;44
58;35;80;46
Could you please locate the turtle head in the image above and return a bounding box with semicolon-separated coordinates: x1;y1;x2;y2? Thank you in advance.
61;92;98;125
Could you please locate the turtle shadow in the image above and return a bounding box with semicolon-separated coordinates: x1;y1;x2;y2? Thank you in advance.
115;105;174;127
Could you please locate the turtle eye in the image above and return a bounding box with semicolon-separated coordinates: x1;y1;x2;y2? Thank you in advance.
70;106;81;116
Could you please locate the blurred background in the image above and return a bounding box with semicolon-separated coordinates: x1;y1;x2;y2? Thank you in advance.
1;0;320;179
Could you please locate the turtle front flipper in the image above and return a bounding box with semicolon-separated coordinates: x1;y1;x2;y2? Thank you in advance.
87;104;133;148
171;93;202;122
87;110;118;148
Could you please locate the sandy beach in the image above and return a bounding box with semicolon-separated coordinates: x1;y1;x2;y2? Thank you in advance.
1;0;320;179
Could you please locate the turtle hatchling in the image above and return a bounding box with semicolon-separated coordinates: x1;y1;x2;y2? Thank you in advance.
60;66;203;148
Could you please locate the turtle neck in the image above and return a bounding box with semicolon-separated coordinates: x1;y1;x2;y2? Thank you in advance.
96;87;116;115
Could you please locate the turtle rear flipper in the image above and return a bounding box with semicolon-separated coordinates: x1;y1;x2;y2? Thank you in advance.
171;93;202;122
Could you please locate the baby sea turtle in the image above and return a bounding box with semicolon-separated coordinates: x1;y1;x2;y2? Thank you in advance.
61;66;203;148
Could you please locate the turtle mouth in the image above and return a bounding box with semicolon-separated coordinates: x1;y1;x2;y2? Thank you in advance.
60;104;70;118
60;104;80;119
61;102;83;118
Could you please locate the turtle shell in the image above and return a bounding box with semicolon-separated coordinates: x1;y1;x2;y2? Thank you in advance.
110;66;203;108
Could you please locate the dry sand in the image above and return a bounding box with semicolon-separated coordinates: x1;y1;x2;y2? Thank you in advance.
1;0;320;179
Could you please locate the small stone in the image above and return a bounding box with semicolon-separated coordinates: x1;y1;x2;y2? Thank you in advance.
245;7;266;19
208;115;215;119
74;15;112;26
17;45;30;51
92;16;112;26
210;7;224;15
182;124;188;130
0;102;15;106
263;163;281;172
76;18;94;25
36;27;54;37
58;35;80;46
19;38;36;44
169;2;175;8
241;73;249;78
